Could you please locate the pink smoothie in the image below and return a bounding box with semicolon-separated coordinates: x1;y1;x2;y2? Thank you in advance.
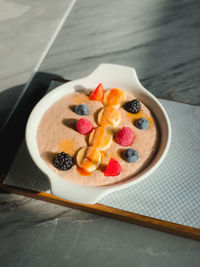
37;90;159;187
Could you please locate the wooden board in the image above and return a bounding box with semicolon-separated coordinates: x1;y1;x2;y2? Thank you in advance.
1;75;200;240
1;184;200;240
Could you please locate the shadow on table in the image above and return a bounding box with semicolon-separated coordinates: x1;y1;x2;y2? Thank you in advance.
0;84;24;129
4;140;51;192
0;72;64;186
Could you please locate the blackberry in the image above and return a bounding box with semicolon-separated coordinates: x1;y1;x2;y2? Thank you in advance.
124;99;140;114
53;152;74;171
122;148;139;163
134;117;149;130
75;104;89;115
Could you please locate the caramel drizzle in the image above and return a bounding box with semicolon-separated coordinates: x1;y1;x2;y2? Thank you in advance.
79;89;123;173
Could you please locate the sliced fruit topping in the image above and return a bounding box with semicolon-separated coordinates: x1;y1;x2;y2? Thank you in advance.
124;99;140;114
134;117;149;130
89;83;104;101
76;118;93;134
75;104;89;115
76;146;101;172
104;158;122;177
77;167;92;176
53;152;74;171
89;127;113;150
115;127;135;146
104;88;126;108
122;148;139;163
98;106;121;127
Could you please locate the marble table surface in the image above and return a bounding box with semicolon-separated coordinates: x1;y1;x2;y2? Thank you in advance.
0;0;74;128
1;0;200;266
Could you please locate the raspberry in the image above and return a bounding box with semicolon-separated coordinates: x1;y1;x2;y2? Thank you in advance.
76;118;93;134
115;127;135;146
104;158;122;176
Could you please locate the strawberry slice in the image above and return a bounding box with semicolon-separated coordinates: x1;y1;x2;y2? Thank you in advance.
104;158;122;177
89;83;104;101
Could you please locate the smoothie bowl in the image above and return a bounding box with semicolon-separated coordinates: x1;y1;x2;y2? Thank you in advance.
25;64;171;204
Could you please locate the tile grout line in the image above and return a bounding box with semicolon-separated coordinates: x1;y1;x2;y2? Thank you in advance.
0;0;76;134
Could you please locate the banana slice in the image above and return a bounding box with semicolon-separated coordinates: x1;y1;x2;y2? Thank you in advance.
89;127;113;150
104;88;126;108
98;106;121;127
76;146;101;172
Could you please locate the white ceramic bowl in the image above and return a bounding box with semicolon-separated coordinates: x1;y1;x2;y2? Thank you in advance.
26;63;171;204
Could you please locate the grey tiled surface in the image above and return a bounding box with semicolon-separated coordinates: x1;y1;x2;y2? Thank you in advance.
100;101;200;228
4;140;51;192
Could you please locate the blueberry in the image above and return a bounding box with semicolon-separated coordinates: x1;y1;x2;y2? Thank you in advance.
122;148;139;163
134;117;149;130
75;104;89;115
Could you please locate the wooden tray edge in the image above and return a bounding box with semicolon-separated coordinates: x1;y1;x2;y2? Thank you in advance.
1;183;200;240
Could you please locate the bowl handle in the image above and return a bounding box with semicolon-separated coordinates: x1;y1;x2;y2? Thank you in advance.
49;175;111;204
86;63;145;92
